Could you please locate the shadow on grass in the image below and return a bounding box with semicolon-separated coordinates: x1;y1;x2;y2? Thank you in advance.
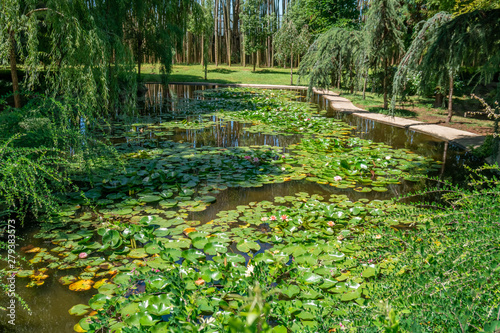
162;74;233;84
367;106;418;117
256;69;288;75
208;68;237;74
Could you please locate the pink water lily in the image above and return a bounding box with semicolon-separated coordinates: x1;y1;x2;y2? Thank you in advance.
270;215;277;221
261;217;268;222
244;155;251;160
280;214;288;220
253;157;259;162
334;176;342;182
327;221;335;227
78;252;88;259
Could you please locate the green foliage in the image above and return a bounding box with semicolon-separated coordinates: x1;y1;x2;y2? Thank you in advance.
241;0;273;70
393;9;500;114
298;27;367;93
365;0;405;109
273;18;310;84
0;135;67;220
286;0;360;34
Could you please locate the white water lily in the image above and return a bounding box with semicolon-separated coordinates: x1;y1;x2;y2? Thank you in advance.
245;264;254;277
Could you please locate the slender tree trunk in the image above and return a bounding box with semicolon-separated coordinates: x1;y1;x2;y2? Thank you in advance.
447;72;454;123
201;35;204;66
242;33;246;66
253;52;256;72
290;52;293;85
233;0;240;64
214;0;219;66
224;0;231;66
137;44;142;81
362;69;368;100
186;31;191;64
267;0;271;67
383;59;388;109
257;49;260;68
9;30;21;108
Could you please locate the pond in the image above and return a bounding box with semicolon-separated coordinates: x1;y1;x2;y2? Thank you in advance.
0;85;483;333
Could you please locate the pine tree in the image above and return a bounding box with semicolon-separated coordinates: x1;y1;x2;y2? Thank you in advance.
392;9;500;122
365;0;405;109
298;28;367;95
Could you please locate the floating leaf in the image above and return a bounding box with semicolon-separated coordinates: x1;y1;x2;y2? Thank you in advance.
68;304;91;316
69;279;94;291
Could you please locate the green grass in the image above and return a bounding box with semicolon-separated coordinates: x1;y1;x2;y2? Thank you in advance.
141;64;302;86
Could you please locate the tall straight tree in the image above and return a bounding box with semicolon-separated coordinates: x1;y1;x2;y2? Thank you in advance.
365;0;404;109
214;0;219;65
241;0;271;71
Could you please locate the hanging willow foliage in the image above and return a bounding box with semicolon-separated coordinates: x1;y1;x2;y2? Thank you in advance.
392;9;500;122
298;27;368;96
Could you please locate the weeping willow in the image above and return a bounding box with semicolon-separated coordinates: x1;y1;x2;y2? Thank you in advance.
298;28;368;96
0;0;194;219
392;9;500;122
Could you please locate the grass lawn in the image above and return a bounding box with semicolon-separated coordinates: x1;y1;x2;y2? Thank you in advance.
141;63;302;86
334;90;496;136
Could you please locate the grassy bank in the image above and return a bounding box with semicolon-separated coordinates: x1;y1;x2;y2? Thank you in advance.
335;90;496;136
142;64;301;86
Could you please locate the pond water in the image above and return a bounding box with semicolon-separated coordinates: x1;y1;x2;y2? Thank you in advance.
0;84;483;333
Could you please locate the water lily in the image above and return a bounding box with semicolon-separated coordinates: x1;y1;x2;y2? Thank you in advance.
334;176;342;182
244;264;254;277
280;214;288;220
385;156;391;160
281;155;286;158
281;167;286;171
253;157;259;162
374;234;382;239
261;217;268;222
78;252;88;259
244;155;251;160
327;221;335;227
270;215;277;221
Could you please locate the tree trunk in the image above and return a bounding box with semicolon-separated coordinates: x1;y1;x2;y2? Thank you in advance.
446;73;454;123
337;57;342;89
242;33;246;66
9;30;21;108
201;35;204;66
257;49;260;69
290;52;293;85
253;52;256;72
186;31;191;64
224;0;231;66
434;92;444;107
362;69;368;100
233;0;240;64
383;59;388;109
214;0;219;66
137;44;142;81
267;0;271;67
